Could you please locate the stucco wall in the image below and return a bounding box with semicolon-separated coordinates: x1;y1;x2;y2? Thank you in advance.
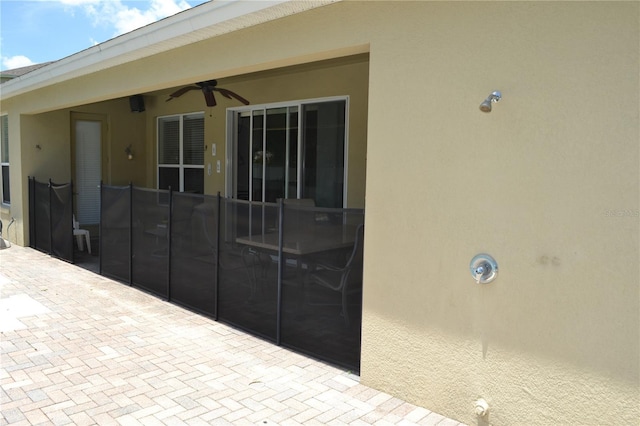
4;110;72;246
20;111;71;182
358;2;639;425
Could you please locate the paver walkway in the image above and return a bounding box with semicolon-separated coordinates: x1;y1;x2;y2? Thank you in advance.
1;245;465;425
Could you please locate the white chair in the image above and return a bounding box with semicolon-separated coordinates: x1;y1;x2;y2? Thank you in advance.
73;215;91;254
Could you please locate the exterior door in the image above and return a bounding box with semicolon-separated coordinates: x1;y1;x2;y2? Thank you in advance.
72;116;104;225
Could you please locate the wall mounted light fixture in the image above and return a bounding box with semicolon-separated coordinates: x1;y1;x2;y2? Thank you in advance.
479;91;502;113
125;144;133;160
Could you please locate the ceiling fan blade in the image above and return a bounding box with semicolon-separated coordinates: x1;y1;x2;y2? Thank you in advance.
215;88;233;100
202;89;217;107
215;88;250;105
166;85;200;101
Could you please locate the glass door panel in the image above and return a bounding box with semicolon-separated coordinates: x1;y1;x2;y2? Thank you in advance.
302;100;345;208
265;108;286;202
251;110;265;201
287;107;299;199
236;115;250;200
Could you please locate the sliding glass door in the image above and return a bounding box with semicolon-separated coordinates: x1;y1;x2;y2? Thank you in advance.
229;98;347;208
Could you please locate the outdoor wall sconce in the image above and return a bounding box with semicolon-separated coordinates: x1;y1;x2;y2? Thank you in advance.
125;144;133;160
479;91;502;113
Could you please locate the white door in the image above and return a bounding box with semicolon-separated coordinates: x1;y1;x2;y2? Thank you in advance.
74;120;102;225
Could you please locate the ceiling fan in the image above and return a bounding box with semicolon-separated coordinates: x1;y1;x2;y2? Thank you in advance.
166;80;249;107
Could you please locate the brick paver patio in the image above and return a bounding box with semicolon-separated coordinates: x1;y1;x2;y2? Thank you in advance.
1;245;464;425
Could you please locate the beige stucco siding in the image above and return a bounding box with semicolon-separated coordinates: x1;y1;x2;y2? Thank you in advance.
1;1;638;424
361;2;638;425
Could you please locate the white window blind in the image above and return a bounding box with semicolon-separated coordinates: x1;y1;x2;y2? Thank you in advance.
183;114;204;165
158;117;180;165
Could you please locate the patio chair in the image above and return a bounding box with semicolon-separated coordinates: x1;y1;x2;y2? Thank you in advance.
281;198;315;207
73;215;92;254
305;223;364;326
192;201;265;298
280;198;317;277
280;198;316;235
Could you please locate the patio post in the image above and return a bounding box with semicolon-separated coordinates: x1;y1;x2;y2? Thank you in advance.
276;198;284;345
70;180;75;265
214;192;221;321
28;177;35;248
166;186;173;302
128;182;133;286
48;179;53;255
99;181;103;275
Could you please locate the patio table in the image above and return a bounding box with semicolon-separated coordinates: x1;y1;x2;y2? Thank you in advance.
235;225;357;301
235;227;354;256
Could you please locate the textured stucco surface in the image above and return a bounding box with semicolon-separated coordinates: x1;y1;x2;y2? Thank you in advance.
359;2;639;424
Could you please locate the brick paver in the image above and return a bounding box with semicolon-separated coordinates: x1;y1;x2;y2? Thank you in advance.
0;246;465;425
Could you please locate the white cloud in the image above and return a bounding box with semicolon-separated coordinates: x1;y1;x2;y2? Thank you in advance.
58;0;100;5
58;0;100;4
65;0;194;37
2;55;36;70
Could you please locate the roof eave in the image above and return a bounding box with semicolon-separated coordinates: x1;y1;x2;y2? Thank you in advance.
1;0;338;100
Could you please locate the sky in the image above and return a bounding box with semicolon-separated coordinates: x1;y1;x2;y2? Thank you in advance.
0;0;209;71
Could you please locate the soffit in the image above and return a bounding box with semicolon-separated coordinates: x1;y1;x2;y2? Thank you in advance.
1;0;338;100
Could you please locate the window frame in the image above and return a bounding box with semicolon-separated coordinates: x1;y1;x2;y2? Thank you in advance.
156;111;205;193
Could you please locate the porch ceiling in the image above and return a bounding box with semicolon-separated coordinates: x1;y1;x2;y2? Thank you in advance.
1;0;339;101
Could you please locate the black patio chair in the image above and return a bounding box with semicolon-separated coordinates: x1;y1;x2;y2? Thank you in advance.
305;223;364;326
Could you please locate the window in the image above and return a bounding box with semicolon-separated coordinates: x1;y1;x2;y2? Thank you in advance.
228;98;347;208
157;112;204;193
1;115;9;205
